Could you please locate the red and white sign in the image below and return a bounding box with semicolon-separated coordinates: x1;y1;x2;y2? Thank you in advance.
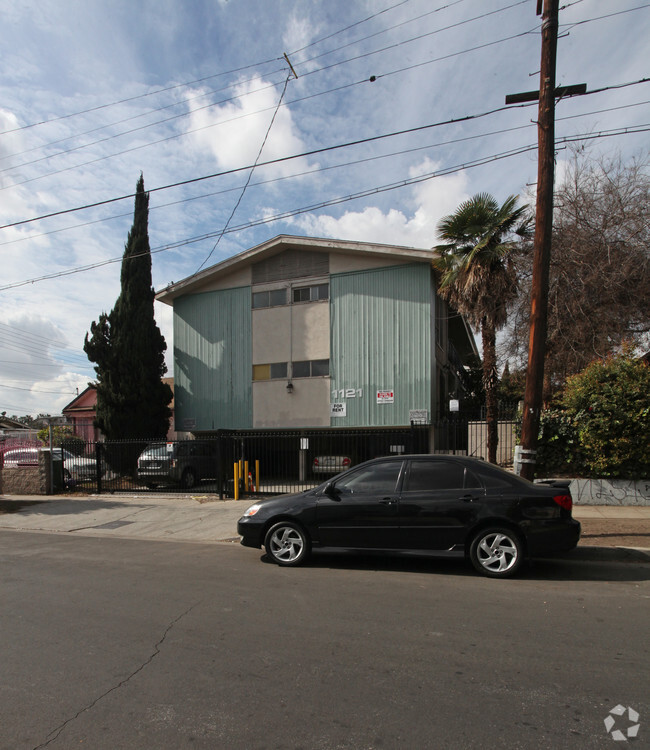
376;390;394;404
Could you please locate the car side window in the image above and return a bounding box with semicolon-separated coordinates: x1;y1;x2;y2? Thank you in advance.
334;461;402;495
404;460;467;491
473;466;519;489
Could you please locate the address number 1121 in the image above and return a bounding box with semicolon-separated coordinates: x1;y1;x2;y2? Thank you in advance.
332;388;363;399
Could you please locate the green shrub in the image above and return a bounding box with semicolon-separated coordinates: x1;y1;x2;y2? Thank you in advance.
36;426;86;455
559;350;650;478
534;409;585;477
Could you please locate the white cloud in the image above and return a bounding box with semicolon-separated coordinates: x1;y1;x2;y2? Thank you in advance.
187;75;314;178
283;14;316;56
291;159;470;248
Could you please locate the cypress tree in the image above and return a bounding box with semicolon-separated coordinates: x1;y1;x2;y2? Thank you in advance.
84;174;172;440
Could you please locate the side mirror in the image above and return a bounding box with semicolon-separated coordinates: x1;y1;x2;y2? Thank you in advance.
324;482;341;500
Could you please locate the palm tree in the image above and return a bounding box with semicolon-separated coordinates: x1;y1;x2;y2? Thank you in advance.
433;193;530;463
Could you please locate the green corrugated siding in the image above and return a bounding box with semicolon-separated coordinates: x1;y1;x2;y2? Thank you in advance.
330;264;432;426
173;287;252;430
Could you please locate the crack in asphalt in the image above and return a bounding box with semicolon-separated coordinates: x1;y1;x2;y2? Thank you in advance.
31;601;202;750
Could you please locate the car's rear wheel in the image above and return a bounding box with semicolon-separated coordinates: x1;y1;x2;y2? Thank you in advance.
264;522;310;566
181;468;196;489
469;527;523;578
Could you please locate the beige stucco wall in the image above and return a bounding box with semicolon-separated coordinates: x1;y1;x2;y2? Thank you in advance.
252;299;329;363
191;266;252;293
253;378;331;427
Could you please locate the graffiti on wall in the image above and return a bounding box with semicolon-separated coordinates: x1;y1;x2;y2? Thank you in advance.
570;479;650;506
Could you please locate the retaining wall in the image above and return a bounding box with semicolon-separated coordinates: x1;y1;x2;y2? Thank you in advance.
568;478;650;506
0;451;53;495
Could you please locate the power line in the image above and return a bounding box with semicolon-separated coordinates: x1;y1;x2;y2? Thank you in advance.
3;75;648;233
194;74;292;274
0;321;68;349
296;0;529;69
0;73;287;168
0;102;543;230
0;359;92;368
294;0;481;65
0;62;284;138
0;383;77;395
0;0;429;137
1;17;537;186
559;2;650;30
0;1;467;165
289;0;417;55
0;341;89;366
2;94;647;250
2;0;646;192
1;121;647;293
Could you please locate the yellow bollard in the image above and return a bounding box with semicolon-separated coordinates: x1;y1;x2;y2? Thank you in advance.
256;459;260;494
233;462;239;501
244;460;249;492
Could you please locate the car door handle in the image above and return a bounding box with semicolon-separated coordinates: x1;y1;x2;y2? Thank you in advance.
461;494;477;502
379;498;396;505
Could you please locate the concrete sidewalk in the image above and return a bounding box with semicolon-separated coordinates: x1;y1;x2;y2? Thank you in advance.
0;493;248;544
0;492;649;560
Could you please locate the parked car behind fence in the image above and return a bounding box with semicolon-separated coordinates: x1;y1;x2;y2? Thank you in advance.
136;440;220;489
1;446;98;483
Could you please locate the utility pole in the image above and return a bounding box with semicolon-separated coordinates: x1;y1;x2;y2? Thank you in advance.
519;0;559;480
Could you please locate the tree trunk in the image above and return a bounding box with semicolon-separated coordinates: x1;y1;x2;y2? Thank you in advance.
481;321;499;464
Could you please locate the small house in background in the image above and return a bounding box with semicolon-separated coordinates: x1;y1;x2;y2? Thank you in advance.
62;379;177;442
0;414;32;432
0;414;39;458
62;386;100;442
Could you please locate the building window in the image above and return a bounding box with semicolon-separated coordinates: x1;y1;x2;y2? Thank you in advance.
291;359;330;378
252;288;287;309
253;362;288;381
253;283;328;309
292;283;329;303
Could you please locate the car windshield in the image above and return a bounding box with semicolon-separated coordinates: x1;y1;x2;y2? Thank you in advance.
141;444;168;459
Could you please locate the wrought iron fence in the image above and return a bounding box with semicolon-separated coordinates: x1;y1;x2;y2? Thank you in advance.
58;417;517;497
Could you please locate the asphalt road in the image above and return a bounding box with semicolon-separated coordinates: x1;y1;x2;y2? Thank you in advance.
1;531;648;750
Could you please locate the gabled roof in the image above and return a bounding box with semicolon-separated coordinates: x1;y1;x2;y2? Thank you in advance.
0;415;31;430
156;234;436;304
62;385;96;414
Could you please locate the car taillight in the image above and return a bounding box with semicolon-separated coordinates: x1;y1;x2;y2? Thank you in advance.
343;458;351;467
553;494;572;511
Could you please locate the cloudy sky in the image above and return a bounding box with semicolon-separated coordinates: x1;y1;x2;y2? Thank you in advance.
1;0;648;418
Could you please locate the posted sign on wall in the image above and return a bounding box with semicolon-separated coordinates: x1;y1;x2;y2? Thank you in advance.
330;402;347;417
376;390;394;404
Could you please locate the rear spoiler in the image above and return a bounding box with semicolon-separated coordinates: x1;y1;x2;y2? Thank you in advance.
536;479;571;489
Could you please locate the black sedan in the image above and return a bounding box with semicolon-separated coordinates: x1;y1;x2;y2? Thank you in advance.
237;455;581;578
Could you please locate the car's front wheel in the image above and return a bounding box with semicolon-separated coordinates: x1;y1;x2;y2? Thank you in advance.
264;522;310;566
469;527;524;578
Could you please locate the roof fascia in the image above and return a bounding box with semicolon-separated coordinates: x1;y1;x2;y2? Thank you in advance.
156;234;434;304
